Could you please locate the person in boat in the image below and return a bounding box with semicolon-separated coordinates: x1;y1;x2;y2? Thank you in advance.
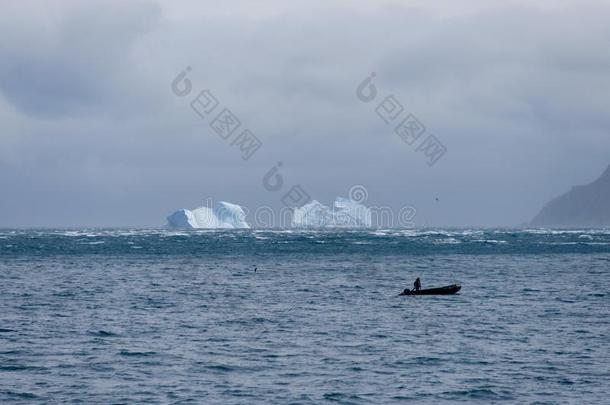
413;277;421;292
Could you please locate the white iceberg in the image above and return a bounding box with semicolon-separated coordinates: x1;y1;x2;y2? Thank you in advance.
291;197;372;228
167;201;249;229
291;200;333;228
333;197;372;227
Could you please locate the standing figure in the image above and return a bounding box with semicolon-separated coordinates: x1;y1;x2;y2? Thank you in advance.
414;277;421;292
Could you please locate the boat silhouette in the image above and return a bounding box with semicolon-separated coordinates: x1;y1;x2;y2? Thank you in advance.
399;284;461;296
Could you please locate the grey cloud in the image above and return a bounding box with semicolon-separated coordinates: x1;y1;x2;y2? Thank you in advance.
0;0;162;117
0;1;609;227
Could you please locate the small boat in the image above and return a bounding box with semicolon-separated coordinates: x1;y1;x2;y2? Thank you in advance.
399;284;461;296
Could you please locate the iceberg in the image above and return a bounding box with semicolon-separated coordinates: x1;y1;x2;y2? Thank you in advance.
291;197;372;228
167;201;249;229
333;197;372;227
291;200;333;228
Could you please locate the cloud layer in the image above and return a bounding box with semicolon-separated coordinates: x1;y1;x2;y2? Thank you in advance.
1;0;609;226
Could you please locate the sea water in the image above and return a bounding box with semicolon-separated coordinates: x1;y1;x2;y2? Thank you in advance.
0;229;609;403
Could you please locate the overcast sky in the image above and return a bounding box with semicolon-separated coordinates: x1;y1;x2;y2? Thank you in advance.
1;0;609;227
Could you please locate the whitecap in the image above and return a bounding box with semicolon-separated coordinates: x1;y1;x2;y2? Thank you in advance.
433;237;461;244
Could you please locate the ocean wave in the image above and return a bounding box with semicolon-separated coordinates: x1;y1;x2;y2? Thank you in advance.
433;238;462;244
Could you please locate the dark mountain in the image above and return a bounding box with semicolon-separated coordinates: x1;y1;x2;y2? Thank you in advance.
530;165;610;228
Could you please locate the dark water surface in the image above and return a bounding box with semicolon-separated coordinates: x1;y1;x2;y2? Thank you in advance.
1;229;609;403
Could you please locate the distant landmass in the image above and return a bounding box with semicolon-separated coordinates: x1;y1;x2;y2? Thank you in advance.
531;165;610;228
